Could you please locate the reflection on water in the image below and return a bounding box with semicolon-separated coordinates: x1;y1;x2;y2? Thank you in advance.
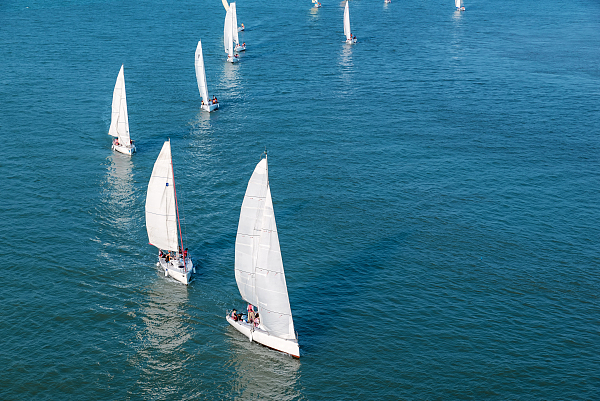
104;153;134;226
128;281;192;398
452;9;463;22
340;44;353;68
225;330;301;400
220;60;241;96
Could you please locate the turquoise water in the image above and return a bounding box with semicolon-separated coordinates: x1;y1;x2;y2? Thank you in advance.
1;0;599;399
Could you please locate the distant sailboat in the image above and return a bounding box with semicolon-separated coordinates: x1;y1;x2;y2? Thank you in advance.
195;41;219;112
343;1;357;44
455;0;465;11
226;153;300;358
231;3;246;51
145;139;194;285
224;6;239;63
108;65;136;155
313;0;322;8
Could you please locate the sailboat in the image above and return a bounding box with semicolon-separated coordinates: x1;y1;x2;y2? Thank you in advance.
455;0;465;11
343;1;357;44
108;65;136;155
313;0;322;8
231;3;246;52
226;153;300;358
145;139;194;285
195;41;219;112
224;6;239;63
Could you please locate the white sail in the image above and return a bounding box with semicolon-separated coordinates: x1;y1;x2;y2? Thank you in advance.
224;7;233;56
231;2;239;45
145;140;179;252
195;41;209;104
222;0;229;11
344;1;351;41
108;65;131;146
235;157;296;340
455;0;460;7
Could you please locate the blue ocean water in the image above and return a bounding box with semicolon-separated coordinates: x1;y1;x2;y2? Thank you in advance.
1;0;599;399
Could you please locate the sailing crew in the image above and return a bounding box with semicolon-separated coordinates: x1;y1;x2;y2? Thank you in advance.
212;96;218;104
254;313;260;328
248;308;255;324
231;309;238;321
183;248;188;259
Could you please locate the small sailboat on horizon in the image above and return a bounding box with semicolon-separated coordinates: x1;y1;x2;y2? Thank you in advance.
145;139;194;285
226;152;300;358
343;1;357;44
455;0;465;11
195;40;219;112
108;65;136;155
224;6;240;63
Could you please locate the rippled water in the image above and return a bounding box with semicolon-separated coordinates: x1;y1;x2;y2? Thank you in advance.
1;0;599;399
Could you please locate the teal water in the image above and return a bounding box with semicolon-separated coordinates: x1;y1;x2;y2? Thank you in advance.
1;0;599;399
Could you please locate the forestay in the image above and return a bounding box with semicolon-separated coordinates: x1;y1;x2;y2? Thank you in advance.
145;141;179;252
235;158;296;340
343;1;351;41
195;41;209;104
108;65;131;146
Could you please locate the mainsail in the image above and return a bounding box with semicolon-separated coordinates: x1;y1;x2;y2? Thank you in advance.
145;140;179;252
235;157;296;340
343;1;351;41
195;41;209;104
224;7;233;57
455;0;460;7
231;2;239;46
108;65;131;146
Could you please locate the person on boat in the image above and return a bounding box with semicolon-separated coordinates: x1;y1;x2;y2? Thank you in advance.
248;307;255;324
353;35;356;41
165;252;171;263
243;42;246;47
213;96;218;104
231;309;238;321
253;313;260;328
183;248;188;259
241;23;244;30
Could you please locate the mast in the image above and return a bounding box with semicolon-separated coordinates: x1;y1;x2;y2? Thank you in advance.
170;139;185;257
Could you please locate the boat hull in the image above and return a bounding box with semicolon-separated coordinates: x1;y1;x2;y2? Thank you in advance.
226;315;300;358
201;102;219;112
234;44;246;52
159;256;193;285
112;143;136;155
227;56;240;63
346;38;357;44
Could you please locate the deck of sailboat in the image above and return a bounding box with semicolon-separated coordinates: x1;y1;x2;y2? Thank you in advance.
158;255;193;285
226;315;300;358
112;143;136;155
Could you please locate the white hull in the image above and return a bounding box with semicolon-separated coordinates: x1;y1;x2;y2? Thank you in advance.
314;3;321;8
226;316;300;358
234;44;246;52
227;56;240;63
159;256;193;285
238;26;244;32
346;38;357;44
201;102;219;112
112;143;136;155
